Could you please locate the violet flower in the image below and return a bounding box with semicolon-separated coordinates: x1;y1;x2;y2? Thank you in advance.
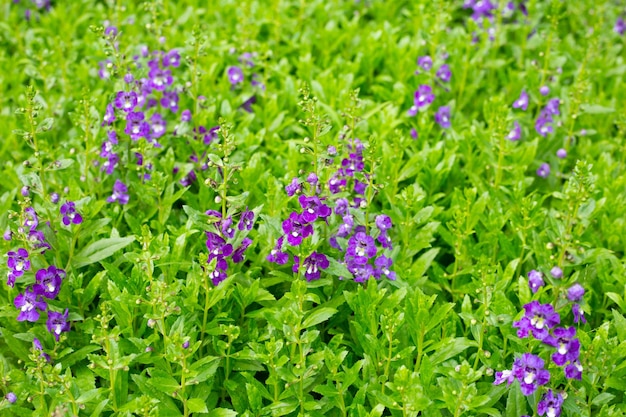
513;301;560;341
14;286;47;322
527;269;544;293
537;390;563;417
414;85;435;110
567;283;584;301
512;353;550;395
507;121;521;141
60;201;82;226
346;232;377;265
238;208;255;231
34;265;65;299
282;212;313;246
536;163;550;178
302;252;329;281
417;55;433;71
298;195;331;223
7;248;30;277
513;90;529;111
434;105;451;129
227;66;244;86
46;309;70;341
107;180;129;205
543;326;580;366
232;237;252;263
114;91;138;112
436;64;452;82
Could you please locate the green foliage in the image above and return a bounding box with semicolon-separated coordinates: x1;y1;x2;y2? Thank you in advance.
0;0;625;416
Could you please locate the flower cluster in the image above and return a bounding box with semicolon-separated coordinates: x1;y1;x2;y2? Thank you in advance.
495;268;587;417
226;51;266;113
268;133;396;283
409;55;452;130
510;89;562;177
463;0;528;42
205;208;256;285
98;32;185;203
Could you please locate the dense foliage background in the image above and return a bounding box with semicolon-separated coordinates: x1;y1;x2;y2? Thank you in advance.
0;0;625;416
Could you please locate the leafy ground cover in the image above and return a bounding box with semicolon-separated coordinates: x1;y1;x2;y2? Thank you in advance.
1;0;626;416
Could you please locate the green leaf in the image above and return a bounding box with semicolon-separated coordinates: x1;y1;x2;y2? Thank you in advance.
505;383;526;417
187;398;208;413
73;236;135;268
148;369;180;396
580;104;614;114
303;307;338;328
591;392;615;407
208;408;238;417
429;337;476;365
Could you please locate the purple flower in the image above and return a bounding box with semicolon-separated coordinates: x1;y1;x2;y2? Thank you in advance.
33;338;51;362
493;369;515;386
410;128;418;139
567;283;584;301
539;85;550;96
346;232;377;264
328;173;347;194
98;60;112;80
377;231;393;250
60;201;82;226
107;180;129;205
375;214;392;232
238;208;255;231
302;252;329;281
544;326;580;366
417;55;433;71
102;103;116;126
615;17;625;35
114;91;138;112
206;232;233;259
282;212;313;246
572;303;586;324
374;256;396;280
163;49;180;67
513;301;560;341
565;361;583;380
24;207;39;231
232;237;252;263
550;266;563;279
414;85;435;109
238;52;255;67
240;95;257;113
7;248;30;277
537;390;563;417
285;178;302;196
536;163;550;178
556;148;567;159
544;98;560;116
436;64;452;82
227;66;244;85
513;90;529;111
350;262;375;283
123;73;134;84
341;152;364;177
34;265;65;299
512;353;550;395
434;105;451;129
28;230;50;252
336;214;354;238
46;309;70;341
181;109;192;122
160;90;179;112
220;216;236;239
507;121;522;141
14;286;47;322
5;392;16;404
4;230;13;241
149;67;173;91
251;73;265;90
299;195;331;223
125;112;150;140
267;236;289;265
208;257;229;285
527;269;544;293
334;198;349;216
149;113;167;140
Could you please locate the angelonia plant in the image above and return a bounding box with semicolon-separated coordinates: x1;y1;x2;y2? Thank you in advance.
1;1;626;416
